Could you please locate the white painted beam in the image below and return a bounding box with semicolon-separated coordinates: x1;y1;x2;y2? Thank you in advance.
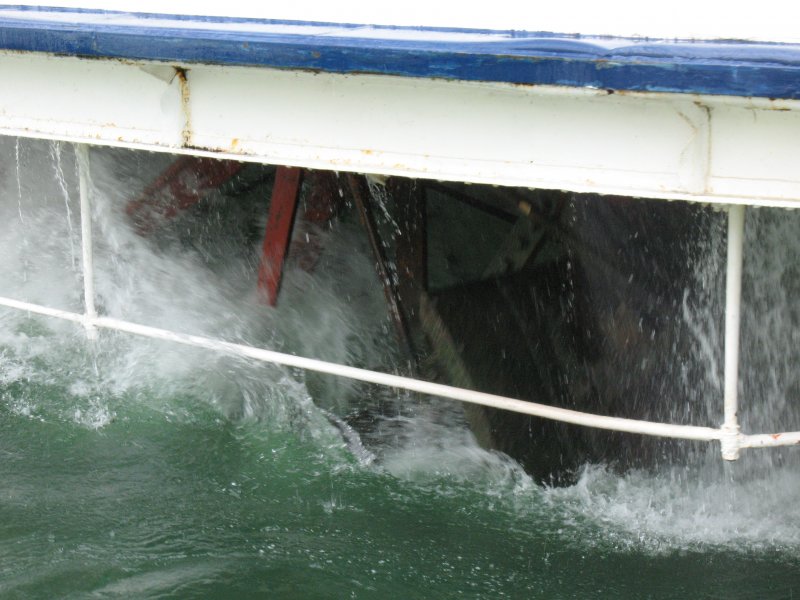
2;51;800;207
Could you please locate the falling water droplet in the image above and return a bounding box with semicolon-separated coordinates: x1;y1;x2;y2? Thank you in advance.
50;141;78;271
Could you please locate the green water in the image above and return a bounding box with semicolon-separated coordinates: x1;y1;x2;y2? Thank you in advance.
2;385;799;599
0;385;794;600
2;139;800;598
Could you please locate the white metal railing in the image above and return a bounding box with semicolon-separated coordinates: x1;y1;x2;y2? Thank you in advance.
2;143;800;459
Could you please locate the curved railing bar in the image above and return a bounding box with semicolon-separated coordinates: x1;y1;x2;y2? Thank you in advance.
0;294;797;453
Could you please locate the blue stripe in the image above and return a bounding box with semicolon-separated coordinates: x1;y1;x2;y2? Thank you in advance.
1;6;799;98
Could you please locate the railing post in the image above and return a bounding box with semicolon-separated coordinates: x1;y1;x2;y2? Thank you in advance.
721;204;745;460
75;144;97;341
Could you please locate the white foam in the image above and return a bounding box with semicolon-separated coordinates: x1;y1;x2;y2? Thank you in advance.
542;461;800;553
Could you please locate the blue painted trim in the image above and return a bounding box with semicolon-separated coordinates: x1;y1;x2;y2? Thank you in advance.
1;6;799;99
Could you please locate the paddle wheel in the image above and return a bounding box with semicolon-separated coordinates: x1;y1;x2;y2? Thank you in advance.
126;159;344;307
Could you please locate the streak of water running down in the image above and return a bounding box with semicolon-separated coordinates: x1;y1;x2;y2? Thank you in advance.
0;139;799;598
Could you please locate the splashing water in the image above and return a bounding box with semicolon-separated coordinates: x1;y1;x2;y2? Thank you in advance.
537;201;800;553
1;138;800;597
